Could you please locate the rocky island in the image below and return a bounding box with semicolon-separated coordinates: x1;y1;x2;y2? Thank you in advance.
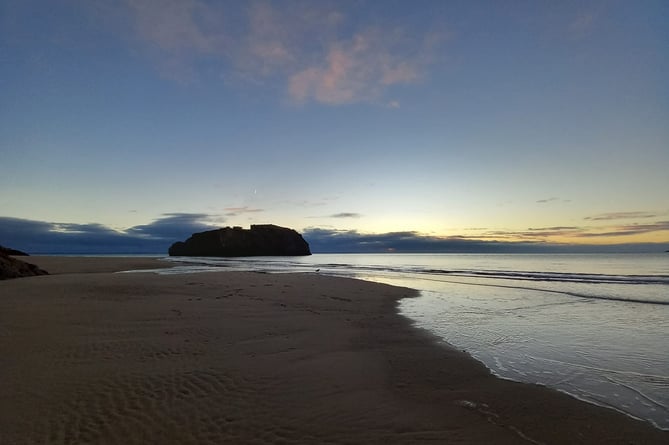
169;224;311;257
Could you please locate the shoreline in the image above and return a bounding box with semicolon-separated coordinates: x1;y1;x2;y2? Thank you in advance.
1;257;667;443
17;255;170;274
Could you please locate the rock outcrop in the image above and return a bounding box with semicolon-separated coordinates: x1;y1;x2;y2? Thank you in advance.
0;252;49;280
0;245;29;256
169;225;311;257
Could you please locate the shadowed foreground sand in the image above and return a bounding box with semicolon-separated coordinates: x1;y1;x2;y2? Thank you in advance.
1;257;666;444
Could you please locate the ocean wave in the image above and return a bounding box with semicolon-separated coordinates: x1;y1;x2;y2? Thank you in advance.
419;269;669;285
162;256;669;305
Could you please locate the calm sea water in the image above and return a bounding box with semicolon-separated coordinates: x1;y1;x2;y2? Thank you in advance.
157;253;669;429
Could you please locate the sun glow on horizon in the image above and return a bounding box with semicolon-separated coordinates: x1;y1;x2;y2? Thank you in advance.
1;1;667;253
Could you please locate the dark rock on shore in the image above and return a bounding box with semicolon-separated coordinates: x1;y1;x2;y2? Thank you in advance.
0;252;49;280
0;245;29;256
169;224;311;257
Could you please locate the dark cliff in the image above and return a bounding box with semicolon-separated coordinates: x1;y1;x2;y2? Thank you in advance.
0;252;48;280
168;224;311;257
0;245;29;256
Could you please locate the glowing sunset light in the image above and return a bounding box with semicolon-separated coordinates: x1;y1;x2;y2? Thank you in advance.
1;0;667;253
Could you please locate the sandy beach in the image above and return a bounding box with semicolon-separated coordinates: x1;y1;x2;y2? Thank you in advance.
1;257;666;444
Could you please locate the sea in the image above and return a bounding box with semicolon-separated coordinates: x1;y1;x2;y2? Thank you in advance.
153;253;669;430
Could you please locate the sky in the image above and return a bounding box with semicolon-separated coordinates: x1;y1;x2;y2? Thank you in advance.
1;0;668;254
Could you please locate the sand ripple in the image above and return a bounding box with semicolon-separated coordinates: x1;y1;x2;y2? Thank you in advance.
1;267;667;444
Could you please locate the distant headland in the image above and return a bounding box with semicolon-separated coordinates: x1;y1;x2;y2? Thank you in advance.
169;224;311;257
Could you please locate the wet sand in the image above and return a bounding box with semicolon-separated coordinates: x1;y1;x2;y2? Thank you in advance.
0;257;666;444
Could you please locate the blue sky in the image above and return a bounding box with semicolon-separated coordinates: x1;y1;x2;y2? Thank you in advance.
1;0;668;253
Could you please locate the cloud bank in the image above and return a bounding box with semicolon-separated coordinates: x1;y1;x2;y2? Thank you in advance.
302;228;667;254
302;228;543;253
2;216;666;255
0;214;219;254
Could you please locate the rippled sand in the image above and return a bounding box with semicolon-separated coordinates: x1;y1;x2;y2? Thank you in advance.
0;257;666;444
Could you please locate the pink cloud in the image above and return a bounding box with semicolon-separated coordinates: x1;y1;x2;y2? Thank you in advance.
123;1;442;102
124;0;228;82
126;0;224;54
288;28;429;105
238;2;296;75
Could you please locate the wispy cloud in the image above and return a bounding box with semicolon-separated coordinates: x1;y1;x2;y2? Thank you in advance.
472;220;669;242
568;12;595;38
224;206;264;216
584;211;660;221
472;229;560;241
522;226;582;237
126;0;223;54
122;1;443;103
536;197;572;205
125;0;227;82
230;1;343;81
573;221;669;238
329;212;362;218
536;197;559;204
283;196;340;208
